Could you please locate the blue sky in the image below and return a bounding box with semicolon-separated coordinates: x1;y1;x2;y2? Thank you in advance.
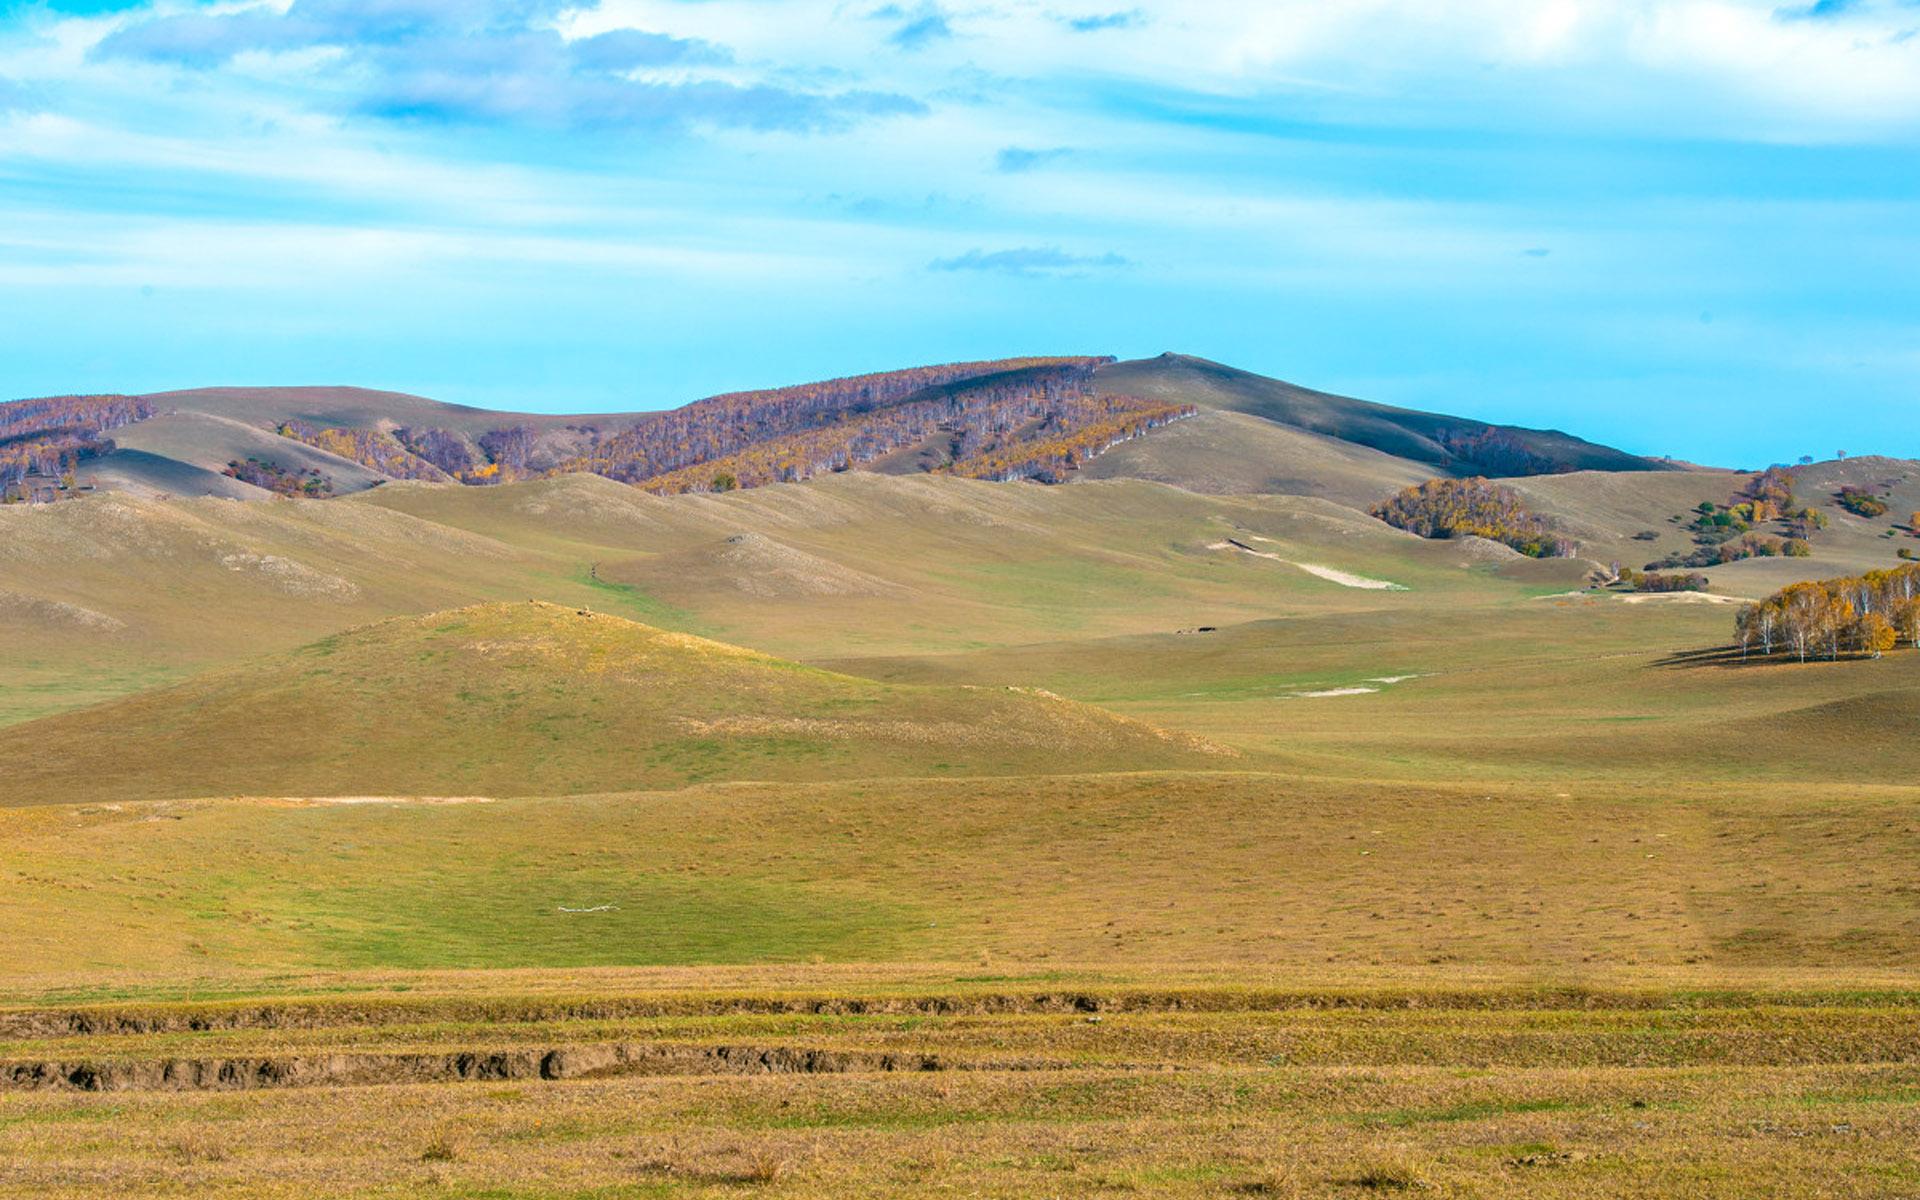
1;0;1916;464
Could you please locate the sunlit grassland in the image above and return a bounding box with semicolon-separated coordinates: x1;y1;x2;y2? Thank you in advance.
3;772;1915;990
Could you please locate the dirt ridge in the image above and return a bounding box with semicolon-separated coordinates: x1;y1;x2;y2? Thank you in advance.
0;1041;1104;1093
7;985;1918;1040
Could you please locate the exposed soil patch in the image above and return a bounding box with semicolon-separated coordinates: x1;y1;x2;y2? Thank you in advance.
1208;539;1407;590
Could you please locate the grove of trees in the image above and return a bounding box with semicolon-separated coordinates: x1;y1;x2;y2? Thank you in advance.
0;394;154;499
1614;566;1709;593
263;357;1190;495
1369;477;1575;558
1736;564;1920;662
276;422;454;483
946;398;1193;483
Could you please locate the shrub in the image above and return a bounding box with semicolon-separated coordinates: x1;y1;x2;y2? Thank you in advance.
1838;486;1889;518
1745;465;1798;511
1636;571;1709;593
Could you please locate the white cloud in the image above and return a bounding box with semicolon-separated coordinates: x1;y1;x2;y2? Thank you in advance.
578;0;1920;141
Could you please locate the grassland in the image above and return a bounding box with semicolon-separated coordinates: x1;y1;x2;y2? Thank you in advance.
4;466;1919;1197
3;773;1918;989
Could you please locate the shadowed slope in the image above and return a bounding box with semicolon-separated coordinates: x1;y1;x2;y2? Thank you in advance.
1095;354;1667;477
0;602;1228;805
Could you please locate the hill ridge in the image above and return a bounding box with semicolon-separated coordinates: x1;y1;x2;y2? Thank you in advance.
5;352;1665;505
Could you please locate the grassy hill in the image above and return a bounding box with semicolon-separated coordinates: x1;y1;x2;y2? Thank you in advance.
1074;409;1435;508
0;602;1225;804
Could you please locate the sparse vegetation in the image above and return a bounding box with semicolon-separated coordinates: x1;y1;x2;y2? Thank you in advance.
1637;470;1835;570
221;456;335;498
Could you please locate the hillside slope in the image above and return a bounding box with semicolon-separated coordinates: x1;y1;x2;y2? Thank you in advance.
1093;353;1669;477
0;602;1227;804
1074;409;1434;507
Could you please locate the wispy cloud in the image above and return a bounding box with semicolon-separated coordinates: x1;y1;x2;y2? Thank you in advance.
874;3;952;49
995;145;1074;172
92;0;919;132
929;246;1128;275
1064;10;1144;33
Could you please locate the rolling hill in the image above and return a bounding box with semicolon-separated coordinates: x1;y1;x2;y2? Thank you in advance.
0;468;1535;715
0;601;1227;804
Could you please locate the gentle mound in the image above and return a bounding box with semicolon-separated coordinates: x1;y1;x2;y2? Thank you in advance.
618;532;909;600
0;602;1226;804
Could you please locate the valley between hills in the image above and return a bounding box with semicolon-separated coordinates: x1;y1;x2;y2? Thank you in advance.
3;354;1919;1198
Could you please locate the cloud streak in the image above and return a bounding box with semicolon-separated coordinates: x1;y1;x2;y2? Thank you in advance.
929;246;1129;275
1064;10;1144;32
995;145;1074;172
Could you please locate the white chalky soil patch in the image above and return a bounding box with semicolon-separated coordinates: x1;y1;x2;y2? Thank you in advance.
1208;539;1407;590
